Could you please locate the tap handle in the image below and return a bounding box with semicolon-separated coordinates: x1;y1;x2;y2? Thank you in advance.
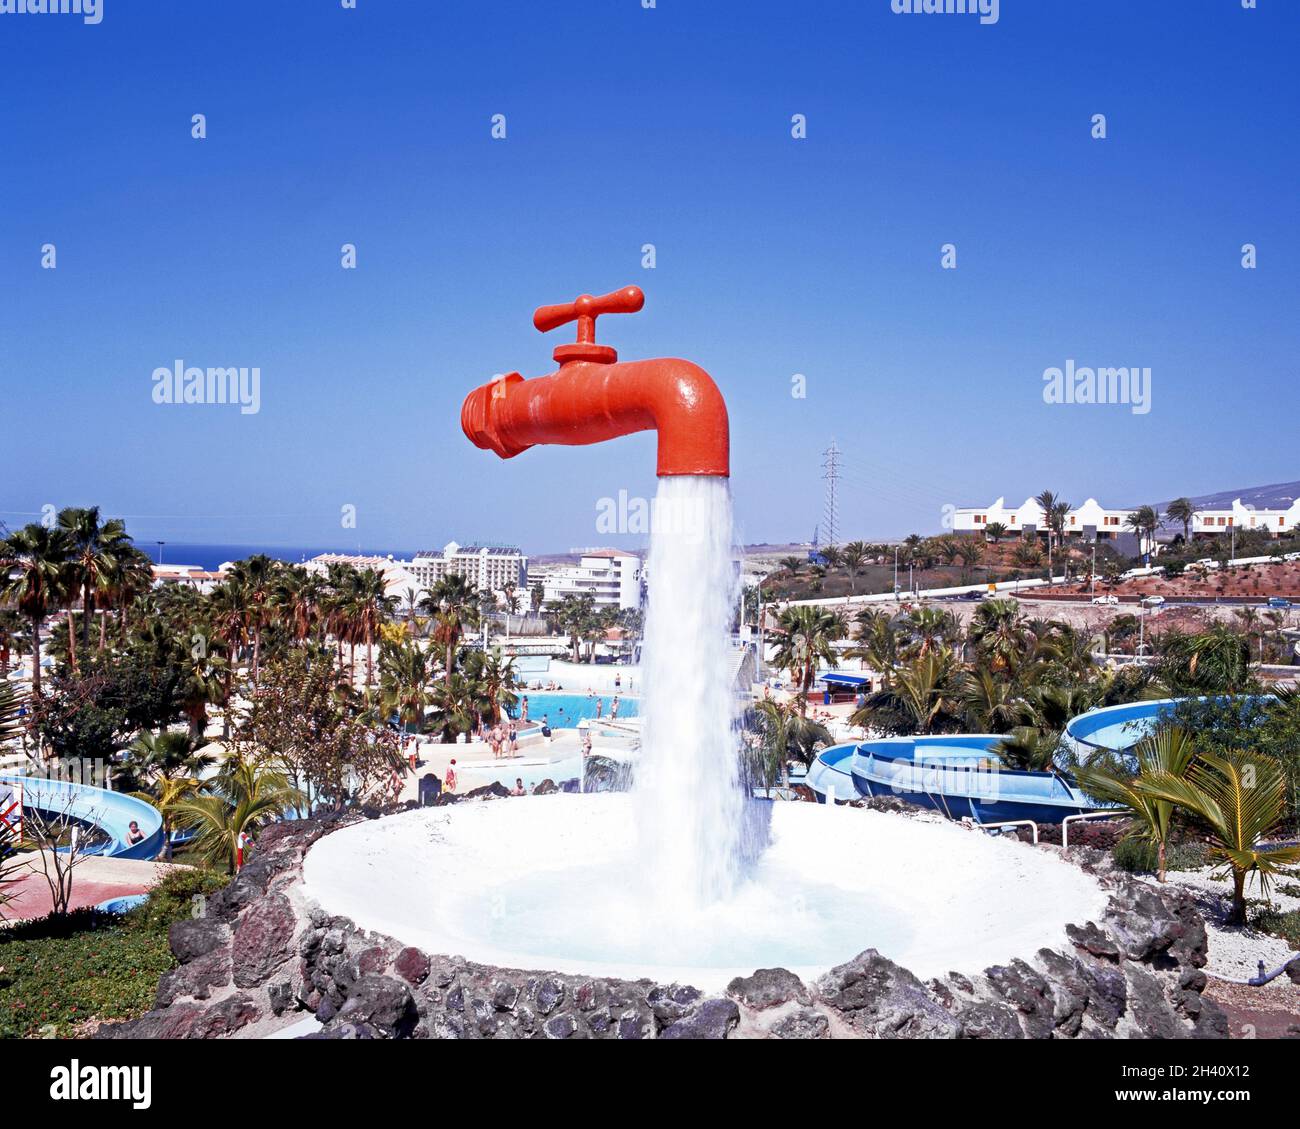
533;286;645;341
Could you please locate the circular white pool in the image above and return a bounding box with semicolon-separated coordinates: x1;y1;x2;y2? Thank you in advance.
302;795;1108;990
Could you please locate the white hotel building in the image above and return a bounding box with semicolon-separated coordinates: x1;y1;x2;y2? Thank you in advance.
405;542;528;594
953;496;1300;542
530;549;644;611
307;542;528;601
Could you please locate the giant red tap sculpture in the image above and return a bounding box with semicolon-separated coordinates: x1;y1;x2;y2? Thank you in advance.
460;286;729;477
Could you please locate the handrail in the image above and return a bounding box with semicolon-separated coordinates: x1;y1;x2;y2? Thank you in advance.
1061;811;1118;848
962;816;1038;844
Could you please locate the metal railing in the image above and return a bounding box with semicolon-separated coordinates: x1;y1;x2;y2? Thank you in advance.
961;816;1038;844
1062;811;1118;848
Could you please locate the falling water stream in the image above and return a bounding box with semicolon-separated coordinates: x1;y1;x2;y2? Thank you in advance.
634;474;746;909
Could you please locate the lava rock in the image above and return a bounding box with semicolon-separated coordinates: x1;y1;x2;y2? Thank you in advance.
659;998;740;1040
168;918;231;964
155;946;233;1007
727;967;811;1010
648;983;702;1025
337;974;417;1038
394;947;431;986
770;1007;830;1039
952;998;1024;1039
1066;920;1121;961
816;950;959;1039
232;892;296;988
463;782;511;801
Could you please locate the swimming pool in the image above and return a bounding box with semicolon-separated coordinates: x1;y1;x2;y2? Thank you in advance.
457;755;586;793
509;691;639;727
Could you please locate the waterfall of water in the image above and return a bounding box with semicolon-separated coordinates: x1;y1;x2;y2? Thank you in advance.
634;474;744;910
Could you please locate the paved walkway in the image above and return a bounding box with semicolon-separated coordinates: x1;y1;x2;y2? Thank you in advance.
3;853;189;923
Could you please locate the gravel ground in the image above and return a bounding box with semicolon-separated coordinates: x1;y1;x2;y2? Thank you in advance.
1147;867;1300;981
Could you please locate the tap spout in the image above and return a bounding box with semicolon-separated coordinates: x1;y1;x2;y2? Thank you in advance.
461;356;730;477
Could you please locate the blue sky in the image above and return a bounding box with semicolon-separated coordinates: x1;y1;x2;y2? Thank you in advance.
1;0;1296;556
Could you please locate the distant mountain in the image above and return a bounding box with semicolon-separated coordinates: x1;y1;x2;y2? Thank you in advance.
1164;481;1300;512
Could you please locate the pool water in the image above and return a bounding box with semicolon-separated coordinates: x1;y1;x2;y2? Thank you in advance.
509;692;639;727
456;755;585;793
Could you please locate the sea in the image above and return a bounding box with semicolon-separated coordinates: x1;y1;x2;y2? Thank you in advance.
153;544;424;571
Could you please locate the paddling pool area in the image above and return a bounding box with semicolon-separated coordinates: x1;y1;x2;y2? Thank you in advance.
455;754;587;793
509;692;639;727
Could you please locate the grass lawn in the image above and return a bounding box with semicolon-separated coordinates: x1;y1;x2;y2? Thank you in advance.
0;867;228;1038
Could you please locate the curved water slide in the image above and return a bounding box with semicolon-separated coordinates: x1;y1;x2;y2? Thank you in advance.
0;773;165;860
806;736;1097;825
1062;695;1274;755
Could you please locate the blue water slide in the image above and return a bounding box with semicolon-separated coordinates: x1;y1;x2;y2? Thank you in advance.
1063;695;1275;755
0;774;165;860
807;735;1098;824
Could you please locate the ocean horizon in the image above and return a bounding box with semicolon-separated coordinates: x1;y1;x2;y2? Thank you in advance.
152;544;424;571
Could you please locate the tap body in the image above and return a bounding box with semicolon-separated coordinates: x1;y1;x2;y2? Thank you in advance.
460;287;729;477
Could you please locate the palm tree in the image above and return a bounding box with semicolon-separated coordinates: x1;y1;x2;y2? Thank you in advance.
0;610;28;676
852;651;959;735
170;755;302;874
745;698;832;794
904;606;957;659
228;555;279;684
778;556;803;578
845;609;898;689
841;541;868;594
1034;490;1059;571
420;574;480;680
993;726;1061;772
1165;497;1196;545
178;645;227;740
1125;505;1162;559
57;506;132;652
1136;749;1300;922
127;729;216;782
985;522;1009;544
1074;726;1198;882
967;598;1028;674
960;668;1022;733
1160;627;1253;694
771;606;845;715
350;568;396;689
546;593;597;663
428;671;477;742
0;523;73;698
106;547;155;648
464;646;518;726
378;637;436;734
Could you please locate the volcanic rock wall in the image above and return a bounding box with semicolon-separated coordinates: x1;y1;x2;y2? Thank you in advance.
101;813;1228;1040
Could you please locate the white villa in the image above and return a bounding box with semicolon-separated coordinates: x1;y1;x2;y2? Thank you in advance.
1188;499;1300;539
953;497;1135;541
953;496;1300;542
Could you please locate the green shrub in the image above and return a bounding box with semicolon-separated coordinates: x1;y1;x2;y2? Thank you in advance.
1253;908;1300;948
0;866;230;1037
1111;837;1159;873
127;867;228;934
1167;840;1211;872
1111;835;1211;875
